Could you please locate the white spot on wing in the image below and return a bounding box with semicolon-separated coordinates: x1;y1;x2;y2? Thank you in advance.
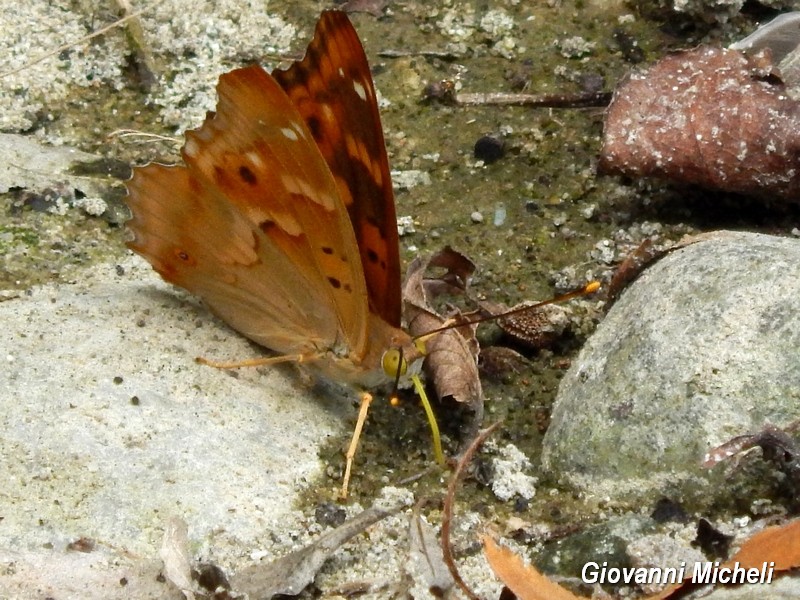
353;80;367;101
338;67;345;77
281;127;299;141
184;137;198;158
245;151;264;170
280;173;336;210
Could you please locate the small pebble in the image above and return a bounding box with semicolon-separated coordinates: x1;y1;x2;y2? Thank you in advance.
493;203;506;226
471;211;484;223
474;134;505;164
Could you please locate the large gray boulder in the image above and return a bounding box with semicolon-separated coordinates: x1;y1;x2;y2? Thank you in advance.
542;231;800;508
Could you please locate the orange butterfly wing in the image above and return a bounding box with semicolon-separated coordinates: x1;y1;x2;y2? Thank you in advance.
273;11;402;329
127;63;373;364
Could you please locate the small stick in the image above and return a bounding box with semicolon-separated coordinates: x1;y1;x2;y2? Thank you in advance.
423;80;612;108
107;129;180;145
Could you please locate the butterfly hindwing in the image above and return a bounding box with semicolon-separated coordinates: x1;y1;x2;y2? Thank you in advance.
127;63;372;358
273;11;402;328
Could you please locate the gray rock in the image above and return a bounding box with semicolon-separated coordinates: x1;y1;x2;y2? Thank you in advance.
542;231;800;507
0;256;348;596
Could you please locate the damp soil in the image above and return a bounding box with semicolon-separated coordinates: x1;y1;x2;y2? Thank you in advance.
4;0;799;590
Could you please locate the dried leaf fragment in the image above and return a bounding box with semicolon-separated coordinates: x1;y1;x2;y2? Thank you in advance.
480;516;800;600
480;300;570;350
407;509;454;596
403;247;483;413
605;239;662;305
600;46;800;201
232;506;394;598
725;518;800;572
482;535;581;600
160;517;196;600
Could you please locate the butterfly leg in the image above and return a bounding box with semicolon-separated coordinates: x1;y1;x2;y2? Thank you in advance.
340;391;373;499
195;354;306;369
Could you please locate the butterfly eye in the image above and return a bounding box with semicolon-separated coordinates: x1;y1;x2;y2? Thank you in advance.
381;347;407;378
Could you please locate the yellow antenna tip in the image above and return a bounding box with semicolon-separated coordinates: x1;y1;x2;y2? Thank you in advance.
585;281;601;294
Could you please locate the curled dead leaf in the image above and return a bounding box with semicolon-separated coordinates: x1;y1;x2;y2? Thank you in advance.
600;46;800;201
480;300;570;350
403;247;483;417
605;239;662;306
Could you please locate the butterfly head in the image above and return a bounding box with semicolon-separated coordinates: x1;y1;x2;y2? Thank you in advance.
381;337;427;393
381;339;425;380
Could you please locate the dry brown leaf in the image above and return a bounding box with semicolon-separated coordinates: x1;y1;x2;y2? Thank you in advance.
482;535;582;600
605;239;662;306
480;300;570;350
403;247;483;413
482;517;800;600
651;517;800;599
231;506;394;597
724;518;800;572
600;46;800;201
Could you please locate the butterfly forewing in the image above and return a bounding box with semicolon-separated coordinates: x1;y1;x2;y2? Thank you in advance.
128;63;373;359
273;11;402;328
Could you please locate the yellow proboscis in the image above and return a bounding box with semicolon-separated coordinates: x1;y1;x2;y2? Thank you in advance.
411;373;444;465
381;341;443;467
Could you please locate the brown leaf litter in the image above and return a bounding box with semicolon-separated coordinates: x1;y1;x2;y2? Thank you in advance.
600;46;800;201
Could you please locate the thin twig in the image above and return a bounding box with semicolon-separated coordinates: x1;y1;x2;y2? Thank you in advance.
379;49;463;60
453;90;611;108
423;79;612;108
107;129;180;145
441;420;503;600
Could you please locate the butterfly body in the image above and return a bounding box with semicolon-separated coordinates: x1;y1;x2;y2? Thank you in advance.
126;12;416;390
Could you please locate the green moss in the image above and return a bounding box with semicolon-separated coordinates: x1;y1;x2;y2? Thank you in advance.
0;225;40;253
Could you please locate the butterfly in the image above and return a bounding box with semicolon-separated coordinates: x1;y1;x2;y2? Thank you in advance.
125;10;441;498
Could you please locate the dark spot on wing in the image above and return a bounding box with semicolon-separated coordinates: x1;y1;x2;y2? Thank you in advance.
322;246;333;255
366;248;387;270
306;115;322;141
328;276;341;289
239;165;257;185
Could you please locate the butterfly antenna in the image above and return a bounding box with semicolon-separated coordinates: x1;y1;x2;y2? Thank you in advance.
412;280;600;342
